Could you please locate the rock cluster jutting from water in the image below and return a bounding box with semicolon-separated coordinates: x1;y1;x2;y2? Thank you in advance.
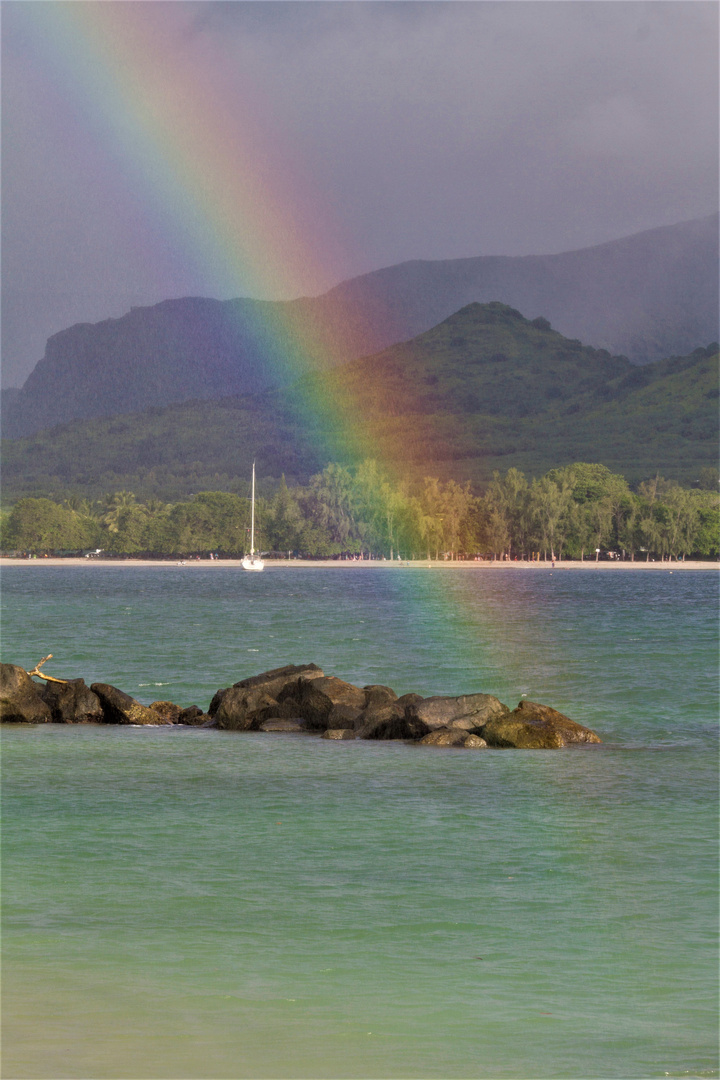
0;662;601;749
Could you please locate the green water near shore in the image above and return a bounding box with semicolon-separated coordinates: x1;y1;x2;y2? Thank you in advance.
2;567;718;1078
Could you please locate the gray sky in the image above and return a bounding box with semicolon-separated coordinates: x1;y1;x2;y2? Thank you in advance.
2;1;718;388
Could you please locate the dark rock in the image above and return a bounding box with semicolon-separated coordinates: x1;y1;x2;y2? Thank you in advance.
208;688;229;717
213;686;279;731
276;669;327;707
177;705;212;726
40;678;103;724
327;704;363;729
298;676;367;731
482;700;601;748
270;697;306;719
405;693;509;735
363;685;398;708
395;692;425;709
463;734;489;748
356;702;426;741
0;664;52;723
322;728;356;740
234;663;324;702
150;700;183;724
90;683;172;725
258;718;307;732
418;728;469;747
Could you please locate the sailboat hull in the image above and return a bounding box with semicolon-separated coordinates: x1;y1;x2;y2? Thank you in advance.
241;556;264;571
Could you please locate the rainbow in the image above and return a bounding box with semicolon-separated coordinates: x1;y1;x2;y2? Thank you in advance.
19;1;414;472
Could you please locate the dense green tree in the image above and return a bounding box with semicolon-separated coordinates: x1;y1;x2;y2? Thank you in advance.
694;507;720;557
165;492;250;554
2;462;717;560
4;498;96;551
265;476;305;552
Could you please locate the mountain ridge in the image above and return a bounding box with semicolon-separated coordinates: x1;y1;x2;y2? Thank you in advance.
2;214;717;440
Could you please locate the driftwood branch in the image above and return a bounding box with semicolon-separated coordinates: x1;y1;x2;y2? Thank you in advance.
26;654;69;684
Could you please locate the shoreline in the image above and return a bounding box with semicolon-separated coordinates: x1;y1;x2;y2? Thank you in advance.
1;556;716;570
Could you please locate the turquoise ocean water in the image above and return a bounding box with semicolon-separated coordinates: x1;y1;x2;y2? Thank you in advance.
1;565;718;1079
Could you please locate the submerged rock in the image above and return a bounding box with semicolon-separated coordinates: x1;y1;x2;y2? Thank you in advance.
0;664;52;724
482;700;601;748
322;728;356;740
40;678;103;724
259;718;307;733
91;683;172;725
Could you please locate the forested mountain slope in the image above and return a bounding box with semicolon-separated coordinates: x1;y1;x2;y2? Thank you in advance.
2;303;716;501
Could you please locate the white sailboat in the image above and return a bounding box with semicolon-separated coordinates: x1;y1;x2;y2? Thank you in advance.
242;461;264;571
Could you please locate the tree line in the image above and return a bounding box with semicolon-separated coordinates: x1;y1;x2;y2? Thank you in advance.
1;461;718;560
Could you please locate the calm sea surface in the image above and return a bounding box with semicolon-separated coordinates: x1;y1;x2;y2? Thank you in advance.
1;565;718;1079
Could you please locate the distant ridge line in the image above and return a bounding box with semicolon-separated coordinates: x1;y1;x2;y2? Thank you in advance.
2;214;717;440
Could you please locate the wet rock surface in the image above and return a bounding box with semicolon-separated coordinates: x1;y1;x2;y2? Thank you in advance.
0;664;52;724
482;700;602;748
406;693;509;734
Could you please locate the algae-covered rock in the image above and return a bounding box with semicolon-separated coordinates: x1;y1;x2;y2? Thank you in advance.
91;683;172;725
482;700;601;748
0;664;52;723
150;701;183;724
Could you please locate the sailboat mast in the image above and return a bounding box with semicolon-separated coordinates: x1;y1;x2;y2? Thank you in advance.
250;461;255;556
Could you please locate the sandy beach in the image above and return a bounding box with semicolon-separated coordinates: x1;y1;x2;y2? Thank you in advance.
1;556;716;570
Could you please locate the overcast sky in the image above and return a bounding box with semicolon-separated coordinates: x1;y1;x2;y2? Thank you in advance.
2;0;718;388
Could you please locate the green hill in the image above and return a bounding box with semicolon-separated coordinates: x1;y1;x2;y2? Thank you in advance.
2;303;717;502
